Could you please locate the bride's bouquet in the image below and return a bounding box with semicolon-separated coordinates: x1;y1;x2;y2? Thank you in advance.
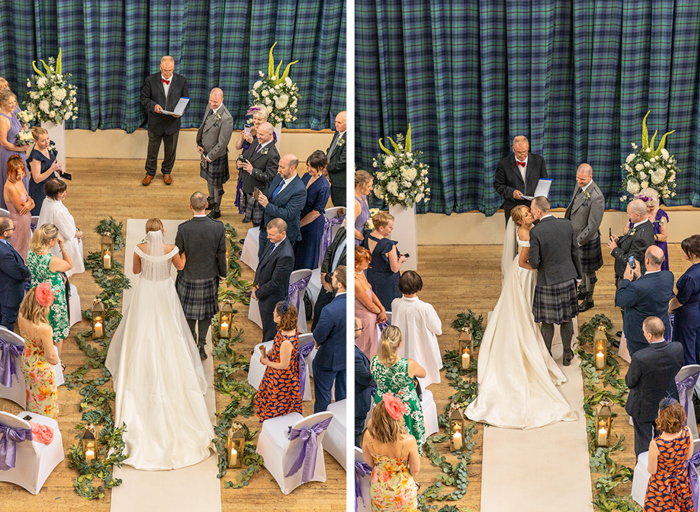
620;111;679;202
24;48;78;124
249;42;300;126
371;125;430;208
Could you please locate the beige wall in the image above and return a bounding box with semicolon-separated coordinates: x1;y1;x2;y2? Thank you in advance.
65;128;334;162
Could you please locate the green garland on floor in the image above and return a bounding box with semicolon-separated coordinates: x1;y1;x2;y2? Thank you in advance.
64;220;130;499
417;310;483;512
574;314;641;512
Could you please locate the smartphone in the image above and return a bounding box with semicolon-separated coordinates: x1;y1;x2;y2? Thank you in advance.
628;255;636;269
404;253;411;258
253;188;261;201
62;172;72;181
244;126;251;136
609;228;612;238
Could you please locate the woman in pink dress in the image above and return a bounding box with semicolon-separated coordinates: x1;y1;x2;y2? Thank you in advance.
355;246;386;360
3;155;33;261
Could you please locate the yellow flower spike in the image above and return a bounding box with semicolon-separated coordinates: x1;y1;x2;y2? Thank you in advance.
405;124;412;153
267;42;277;78
274;60;283;83
378;138;393;156
32;61;45;77
40;59;51;74
641;111;650;150
280;61;298;82
56;48;62;75
387;136;401;153
655;130;676;156
649;130;658;155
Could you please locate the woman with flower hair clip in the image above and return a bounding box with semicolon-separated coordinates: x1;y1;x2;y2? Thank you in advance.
18;283;59;419
362;392;420;512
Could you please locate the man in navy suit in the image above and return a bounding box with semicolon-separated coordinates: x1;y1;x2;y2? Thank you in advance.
355;316;374;446
0;218;31;330
625;316;684;457
312;265;347;413
257;154;307;259
615;246;675;357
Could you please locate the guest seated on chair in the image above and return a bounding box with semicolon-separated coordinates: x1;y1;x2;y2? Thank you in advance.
355;245;385;360
371;326;426;455
670;235;700;365
362;211;407;311
254;301;303;422
294;150;330;270
18;283;59;419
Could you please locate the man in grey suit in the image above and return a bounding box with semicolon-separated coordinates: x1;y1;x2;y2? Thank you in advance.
564;164;605;312
527;197;583;366
197;88;234;219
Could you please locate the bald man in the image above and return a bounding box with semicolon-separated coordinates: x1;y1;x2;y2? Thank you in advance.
326;111;347;206
239;122;280;226
197;88;234;219
607;199;656;284
141;56;189;186
565;163;605;312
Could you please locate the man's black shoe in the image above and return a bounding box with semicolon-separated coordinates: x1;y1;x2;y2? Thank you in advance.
579;297;594;313
206;197;214;210
563;351;574;366
199;346;208;360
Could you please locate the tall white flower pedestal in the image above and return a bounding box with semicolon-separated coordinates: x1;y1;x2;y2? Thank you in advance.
41;121;66;170
389;204;417;271
274;123;282;151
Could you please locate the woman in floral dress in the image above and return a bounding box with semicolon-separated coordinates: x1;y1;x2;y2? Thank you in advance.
18;283;59;419
254;302;303;421
371;326;426;455
362;393;420;512
27;224;72;356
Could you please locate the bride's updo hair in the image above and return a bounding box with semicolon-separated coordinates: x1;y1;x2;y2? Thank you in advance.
378;325;402;366
510;205;530;227
145;218;164;233
275;301;298;331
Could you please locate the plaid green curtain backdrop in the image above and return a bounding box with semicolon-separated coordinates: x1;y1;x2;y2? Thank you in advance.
0;0;346;132
356;1;700;214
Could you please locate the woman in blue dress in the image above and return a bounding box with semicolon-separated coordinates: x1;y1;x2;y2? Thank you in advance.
0;90;31;210
27;127;64;216
294;150;330;270
670;235;700;365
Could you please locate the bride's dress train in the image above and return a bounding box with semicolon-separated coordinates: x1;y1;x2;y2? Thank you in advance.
106;231;215;470
466;222;576;429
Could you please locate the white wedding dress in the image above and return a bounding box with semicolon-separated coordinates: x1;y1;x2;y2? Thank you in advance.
105;231;214;470
465;220;576;429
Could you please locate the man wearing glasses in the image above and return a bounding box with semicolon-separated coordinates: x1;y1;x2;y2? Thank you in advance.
0;217;31;330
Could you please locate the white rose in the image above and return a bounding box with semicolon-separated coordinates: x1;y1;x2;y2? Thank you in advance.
661;148;670;160
415;193;424;202
377;173;385;180
259;71;264;77
37;77;47;88
53;88;66;100
372;161;378;168
262;90;269;97
645;148;651;153
275;94;289;109
639;171;647;179
285;77;292;87
651;170;666;184
401;167;417;181
53;99;62;106
30;92;38;99
650;157;656;163
49;112;55;118
267;106;273;114
253;81;262;89
27;80;31;87
626;154;635;163
402;181;411;188
644;161;650;167
625;165;632;172
386;181;399;195
375;189;384;200
398;193;405;201
626;179;640;194
264;98;271;105
641;180;649;189
39;100;50;113
56;74;62;80
384;156;395;167
70;89;76;96
64;112;72;120
621;195;628;201
635;164;643;171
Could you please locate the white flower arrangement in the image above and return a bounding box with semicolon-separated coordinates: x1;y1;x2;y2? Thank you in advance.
24;49;78;124
15;128;34;147
16;110;34;125
372;125;430;208
248;43;300;126
364;208;382;231
620;111;678;201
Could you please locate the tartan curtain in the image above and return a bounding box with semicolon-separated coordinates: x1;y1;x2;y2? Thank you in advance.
0;0;346;132
356;0;700;214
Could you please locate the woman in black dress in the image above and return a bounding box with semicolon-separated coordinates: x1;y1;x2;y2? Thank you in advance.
27;127;63;216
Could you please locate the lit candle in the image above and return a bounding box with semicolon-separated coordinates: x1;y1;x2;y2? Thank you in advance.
598;427;608;446
220;320;229;338
452;428;462;450
596;351;605;369
85;449;95;463
229;445;238;466
103;250;112;269
461;350;470;369
94;319;103;338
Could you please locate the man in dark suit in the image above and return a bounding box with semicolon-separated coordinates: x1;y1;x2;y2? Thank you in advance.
257;154;307;259
312;222;347;330
494;136;548;223
197;87;234;220
564;164;605;312
527;197;582;365
625;316;684;457
253;218;295;343
326;111;347;207
616;246;675;357
312;265;347;413
140;56;189;186
0;217;31;330
355;316;375;446
238;122;280;226
607;199;656;284
175;192;227;359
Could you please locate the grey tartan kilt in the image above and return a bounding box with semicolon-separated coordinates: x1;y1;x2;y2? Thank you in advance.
533;279;579;324
200;156;230;187
175;275;219;320
579;237;603;274
241;192;264;225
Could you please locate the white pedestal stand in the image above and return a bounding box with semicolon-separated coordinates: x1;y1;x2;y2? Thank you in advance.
274;123;282;151
41;121;66;171
389;204;417;271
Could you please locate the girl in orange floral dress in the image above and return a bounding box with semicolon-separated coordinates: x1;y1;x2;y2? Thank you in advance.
644;398;693;512
18;283;59;419
362;393;420;512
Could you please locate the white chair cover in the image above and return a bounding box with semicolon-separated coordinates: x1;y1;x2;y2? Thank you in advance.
354;446;372;512
299;333;317;378
257;411;333;495
30;215;39;230
676;365;700;440
0;208;9;216
68;283;81;328
422;389;439;437
0;411;65;494
318;207;345;267
248;269;313;333
240;226;260;271
324;399;347;470
247;338;313;401
0;327;26;408
307;268;322;309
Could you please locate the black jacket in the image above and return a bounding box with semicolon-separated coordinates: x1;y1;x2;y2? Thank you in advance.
254;237;295;310
529;216;583;286
140;72;189;135
611;220;656;278
175;216;227;281
240;141;280;194
494;152;548;219
326;132;346;188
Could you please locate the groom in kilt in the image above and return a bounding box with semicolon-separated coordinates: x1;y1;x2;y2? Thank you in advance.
176;192;227;359
528;197;583;366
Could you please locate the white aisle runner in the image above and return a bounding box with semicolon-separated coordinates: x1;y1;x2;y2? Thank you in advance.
110;219;221;512
479;335;593;512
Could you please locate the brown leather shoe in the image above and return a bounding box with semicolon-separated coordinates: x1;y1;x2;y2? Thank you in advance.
163;174;173;185
142;175;154;186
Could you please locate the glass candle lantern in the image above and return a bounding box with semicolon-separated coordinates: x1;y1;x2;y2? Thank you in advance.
227;422;245;468
448;404;466;451
101;235;114;270
595;398;613;447
594;325;607;370
459;328;474;369
92;298;105;339
219;299;234;339
81;424;98;463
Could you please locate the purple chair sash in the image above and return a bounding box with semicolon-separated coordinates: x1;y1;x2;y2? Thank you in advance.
687;450;700;512
377;320;390;333
355;460;372;511
288;275;312;313
0;423;32;471
0;338;23;388
285;417;333;483
297;342;315;397
677;372;700;428
319;214;346;267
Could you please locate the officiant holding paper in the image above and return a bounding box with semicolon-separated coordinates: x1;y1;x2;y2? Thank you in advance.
494;135;548;223
141;55;189;186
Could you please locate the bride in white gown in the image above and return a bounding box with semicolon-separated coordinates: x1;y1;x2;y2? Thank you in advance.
105;222;214;470
466;206;576;429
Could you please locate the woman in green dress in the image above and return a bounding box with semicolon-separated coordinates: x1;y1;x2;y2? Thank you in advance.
27;223;72;356
371;325;427;455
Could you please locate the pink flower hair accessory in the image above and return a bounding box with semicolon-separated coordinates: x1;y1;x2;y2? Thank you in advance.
382;393;408;421
35;282;55;308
